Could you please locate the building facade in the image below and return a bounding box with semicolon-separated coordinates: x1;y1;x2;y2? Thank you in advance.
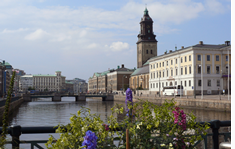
33;71;66;92
0;61;11;97
88;64;134;93
14;69;26;93
66;78;88;94
19;75;33;92
129;62;149;90
149;41;231;95
106;64;134;92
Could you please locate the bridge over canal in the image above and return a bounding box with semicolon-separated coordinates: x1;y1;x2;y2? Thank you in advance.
23;94;114;102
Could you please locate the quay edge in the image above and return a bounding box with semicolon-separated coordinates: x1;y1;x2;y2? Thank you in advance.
114;95;231;112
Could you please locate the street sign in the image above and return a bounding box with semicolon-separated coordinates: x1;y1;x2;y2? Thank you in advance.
192;86;194;89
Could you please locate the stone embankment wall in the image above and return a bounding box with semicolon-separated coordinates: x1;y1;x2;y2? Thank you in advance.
0;97;24;121
114;95;231;111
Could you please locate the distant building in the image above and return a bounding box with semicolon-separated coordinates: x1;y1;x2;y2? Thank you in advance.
66;78;87;94
32;71;66;92
88;64;135;93
0;60;11;97
13;69;26;93
19;75;33;92
65;81;74;93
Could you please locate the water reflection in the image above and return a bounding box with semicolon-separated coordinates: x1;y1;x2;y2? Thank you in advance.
6;97;231;127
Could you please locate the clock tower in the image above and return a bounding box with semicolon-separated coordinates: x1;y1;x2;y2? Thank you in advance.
137;8;158;68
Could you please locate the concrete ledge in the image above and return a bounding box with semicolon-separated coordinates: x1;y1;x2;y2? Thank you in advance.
114;95;231;111
0;97;24;121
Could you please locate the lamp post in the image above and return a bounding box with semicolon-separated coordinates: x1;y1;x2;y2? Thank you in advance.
159;71;160;97
198;64;203;99
227;49;229;100
194;62;196;99
122;75;127;93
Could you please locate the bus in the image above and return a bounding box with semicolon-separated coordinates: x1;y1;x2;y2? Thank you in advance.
162;85;183;96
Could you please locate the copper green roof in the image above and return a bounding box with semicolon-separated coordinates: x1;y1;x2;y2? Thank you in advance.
65;81;73;84
33;74;56;77
131;64;149;76
144;8;149;15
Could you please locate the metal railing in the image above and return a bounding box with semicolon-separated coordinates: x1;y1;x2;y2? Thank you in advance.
0;120;230;149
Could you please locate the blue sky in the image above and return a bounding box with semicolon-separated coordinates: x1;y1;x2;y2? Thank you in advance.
0;0;231;81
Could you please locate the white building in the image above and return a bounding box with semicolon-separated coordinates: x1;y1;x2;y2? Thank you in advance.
19;75;33;92
33;71;65;92
149;41;231;95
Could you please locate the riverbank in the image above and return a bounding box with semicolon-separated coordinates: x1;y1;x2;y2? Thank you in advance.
0;97;24;122
114;95;231;111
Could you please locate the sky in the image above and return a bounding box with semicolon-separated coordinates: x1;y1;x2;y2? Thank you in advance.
0;0;231;81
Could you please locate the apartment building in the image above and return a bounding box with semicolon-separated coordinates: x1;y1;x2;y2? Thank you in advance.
33;71;65;92
149;41;231;95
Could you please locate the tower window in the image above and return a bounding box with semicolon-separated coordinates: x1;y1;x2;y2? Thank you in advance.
146;50;148;54
151;50;153;54
148;37;150;39
148;30;150;33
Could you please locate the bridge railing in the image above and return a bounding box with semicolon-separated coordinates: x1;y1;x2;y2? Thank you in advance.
0;120;231;149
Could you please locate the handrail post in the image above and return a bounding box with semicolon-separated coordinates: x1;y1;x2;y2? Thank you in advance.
210;120;220;149
10;125;21;149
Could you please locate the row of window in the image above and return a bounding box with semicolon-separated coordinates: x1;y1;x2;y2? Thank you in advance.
150;55;192;69
150;65;223;79
150;79;220;89
151;55;229;70
197;55;229;61
145;50;153;54
150;66;192;79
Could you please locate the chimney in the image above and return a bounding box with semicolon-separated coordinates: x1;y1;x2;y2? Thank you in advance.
181;46;184;49
117;65;120;69
199;41;203;45
164;51;167;54
225;41;230;46
3;60;5;65
122;64;124;68
169;50;172;53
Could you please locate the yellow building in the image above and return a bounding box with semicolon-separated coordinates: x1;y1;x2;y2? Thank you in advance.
149;41;231;95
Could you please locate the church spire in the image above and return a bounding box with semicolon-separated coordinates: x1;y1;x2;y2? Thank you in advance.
144;7;149;16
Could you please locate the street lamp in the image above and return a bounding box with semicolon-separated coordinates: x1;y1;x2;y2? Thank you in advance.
227;49;230;100
159;71;160;97
122;75;127;93
199;63;203;99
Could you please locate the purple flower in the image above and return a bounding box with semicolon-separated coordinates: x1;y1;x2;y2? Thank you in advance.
166;134;169;137
173;137;178;141
125;88;133;115
82;130;98;149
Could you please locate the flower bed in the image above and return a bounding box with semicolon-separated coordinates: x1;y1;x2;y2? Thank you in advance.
46;88;209;149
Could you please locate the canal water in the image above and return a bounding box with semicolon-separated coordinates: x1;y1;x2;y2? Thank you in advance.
4;97;231;148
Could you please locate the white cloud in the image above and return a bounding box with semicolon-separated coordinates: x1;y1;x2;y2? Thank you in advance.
109;42;129;52
87;43;98;49
205;0;226;14
2;28;28;33
24;29;49;40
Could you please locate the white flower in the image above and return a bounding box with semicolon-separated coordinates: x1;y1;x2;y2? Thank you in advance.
160;144;165;147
